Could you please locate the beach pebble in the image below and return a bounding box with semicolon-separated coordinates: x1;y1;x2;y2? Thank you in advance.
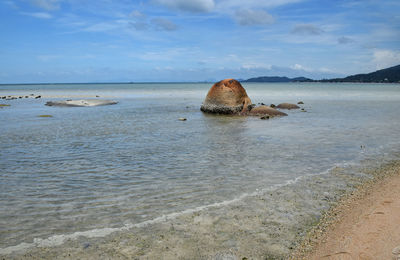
178;118;187;121
35;95;41;99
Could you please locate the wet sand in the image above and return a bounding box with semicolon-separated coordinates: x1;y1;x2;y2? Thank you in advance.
291;161;400;260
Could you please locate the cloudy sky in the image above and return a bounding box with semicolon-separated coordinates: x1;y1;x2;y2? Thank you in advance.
0;0;399;83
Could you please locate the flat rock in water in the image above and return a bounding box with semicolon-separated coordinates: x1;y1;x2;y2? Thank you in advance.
45;99;118;107
248;105;287;117
276;103;300;110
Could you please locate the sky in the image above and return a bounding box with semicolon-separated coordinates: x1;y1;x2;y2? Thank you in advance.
0;0;399;83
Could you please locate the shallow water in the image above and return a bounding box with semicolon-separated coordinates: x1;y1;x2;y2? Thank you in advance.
1;82;400;256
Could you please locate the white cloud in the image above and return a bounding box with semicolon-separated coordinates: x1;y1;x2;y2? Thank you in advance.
3;1;18;9
337;36;354;44
372;49;400;70
130;22;149;31
235;9;274;26
83;22;121;32
21;12;53;19
154;0;215;13
151;18;178;31
129;10;146;20
291;24;324;35
216;0;303;10
30;0;60;10
37;55;61;61
291;64;310;71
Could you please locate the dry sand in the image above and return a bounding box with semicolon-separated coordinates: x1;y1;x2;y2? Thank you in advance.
291;161;400;260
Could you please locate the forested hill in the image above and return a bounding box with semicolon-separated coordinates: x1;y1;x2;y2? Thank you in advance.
320;64;400;83
241;64;400;83
242;76;312;83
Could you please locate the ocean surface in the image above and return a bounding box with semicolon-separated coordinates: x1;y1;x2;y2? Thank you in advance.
1;82;400;257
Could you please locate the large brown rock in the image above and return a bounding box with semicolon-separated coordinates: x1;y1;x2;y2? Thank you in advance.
200;79;252;114
276;103;300;110
248;105;287;117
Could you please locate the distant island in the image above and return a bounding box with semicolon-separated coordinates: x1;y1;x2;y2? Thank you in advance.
242;64;400;83
242;76;312;83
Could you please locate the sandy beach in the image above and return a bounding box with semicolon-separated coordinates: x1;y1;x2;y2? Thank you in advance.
291;160;400;260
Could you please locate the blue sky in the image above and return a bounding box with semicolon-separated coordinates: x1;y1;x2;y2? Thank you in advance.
0;0;399;83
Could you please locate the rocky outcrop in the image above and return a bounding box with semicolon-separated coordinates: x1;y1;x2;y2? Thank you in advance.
276;103;300;110
45;100;118;107
201;79;252;114
248;105;287;117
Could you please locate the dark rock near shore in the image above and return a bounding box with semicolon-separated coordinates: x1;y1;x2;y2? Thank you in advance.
249;105;288;117
276;103;300;110
201;79;252;114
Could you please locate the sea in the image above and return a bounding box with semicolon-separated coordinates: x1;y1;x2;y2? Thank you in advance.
1;82;400;258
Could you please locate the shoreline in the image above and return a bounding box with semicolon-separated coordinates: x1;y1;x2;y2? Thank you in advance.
1;160;399;259
290;160;400;259
1;161;372;259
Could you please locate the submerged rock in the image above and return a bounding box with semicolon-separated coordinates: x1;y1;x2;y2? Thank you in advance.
45;99;118;107
38;115;53;117
298;101;304;104
276;103;300;110
200;79;252;114
249;105;288;117
178;118;187;121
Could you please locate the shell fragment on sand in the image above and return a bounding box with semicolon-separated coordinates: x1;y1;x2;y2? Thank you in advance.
45;100;118;107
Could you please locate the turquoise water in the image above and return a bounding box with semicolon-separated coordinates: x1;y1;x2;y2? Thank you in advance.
1;82;400;254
